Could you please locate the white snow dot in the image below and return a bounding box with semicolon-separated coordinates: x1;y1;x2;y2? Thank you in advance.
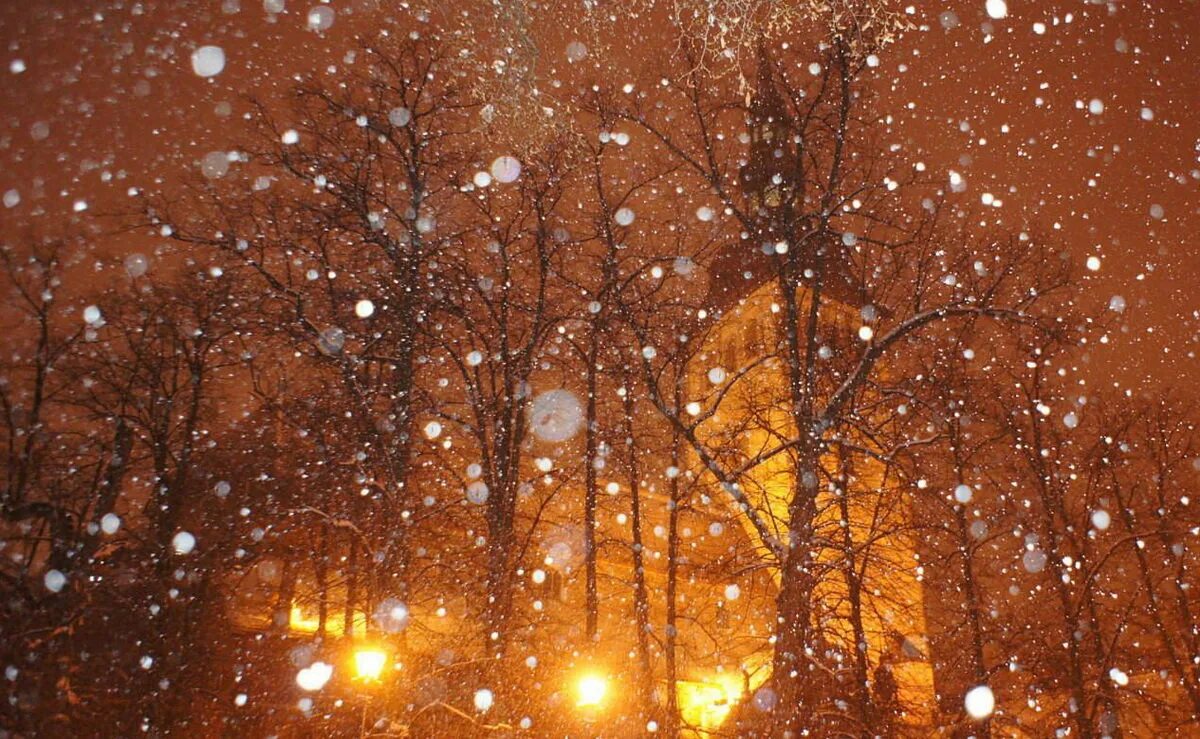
954;484;973;504
1087;99;1105;115
964;685;995;719
424;421;442;439
1109;668;1129;687
3;189;19;208
388;107;411;127
970;520;988;539
466;481;489;505
473;688;494;712
172;531;196;555
1108;295;1126;313
858;325;874;342
1063;411;1079;429
201;151;231;179
100;513;121;535
707;367;727;385
354;299;375;318
318;327;345;355
306;5;335;30
614;207;635;226
1149;204;1164;220
695;206;714;222
529;389;584;442
1022;549;1047;573
295;662;333;691
281;129;300;145
1091;509;1111;531
1086;256;1101;272
466;350;484;367
565;41;589;63
490;156;521;184
124;253;149;277
724;583;740;601
752;687;778;712
83;305;102;325
191;46;226;77
9;59;26;74
473;171;492;188
985;0;1008;20
43;569;66;593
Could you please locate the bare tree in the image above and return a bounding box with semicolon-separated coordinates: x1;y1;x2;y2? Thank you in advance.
598;30;1073;732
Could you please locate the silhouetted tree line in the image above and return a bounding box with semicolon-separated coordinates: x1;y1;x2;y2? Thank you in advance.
2;7;1197;737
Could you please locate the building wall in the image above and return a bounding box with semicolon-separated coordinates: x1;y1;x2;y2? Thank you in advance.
690;277;936;728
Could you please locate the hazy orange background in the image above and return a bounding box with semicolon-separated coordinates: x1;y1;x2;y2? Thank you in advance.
2;0;1196;391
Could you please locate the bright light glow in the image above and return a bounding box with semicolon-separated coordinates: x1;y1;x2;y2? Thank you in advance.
289;604;366;637
576;673;609;708
677;674;745;731
354;647;388;681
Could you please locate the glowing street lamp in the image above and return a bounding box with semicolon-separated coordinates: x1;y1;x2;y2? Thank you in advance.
575;672;609;708
353;646;388;683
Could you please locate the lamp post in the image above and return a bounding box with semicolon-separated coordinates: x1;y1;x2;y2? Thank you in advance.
351;645;389;738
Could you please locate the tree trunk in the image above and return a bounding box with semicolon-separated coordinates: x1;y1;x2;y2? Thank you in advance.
950;433;991;736
664;428;682;737
770;445;823;733
624;389;655;718
583;347;600;640
317;522;329;639
345;537;358;639
836;458;875;735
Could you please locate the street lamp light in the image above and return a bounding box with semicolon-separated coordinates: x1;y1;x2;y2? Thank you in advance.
353;646;388;682
350;646;390;738
575;672;609;708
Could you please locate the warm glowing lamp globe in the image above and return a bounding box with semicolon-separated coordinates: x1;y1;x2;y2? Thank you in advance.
576;673;609;707
354;647;388;682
